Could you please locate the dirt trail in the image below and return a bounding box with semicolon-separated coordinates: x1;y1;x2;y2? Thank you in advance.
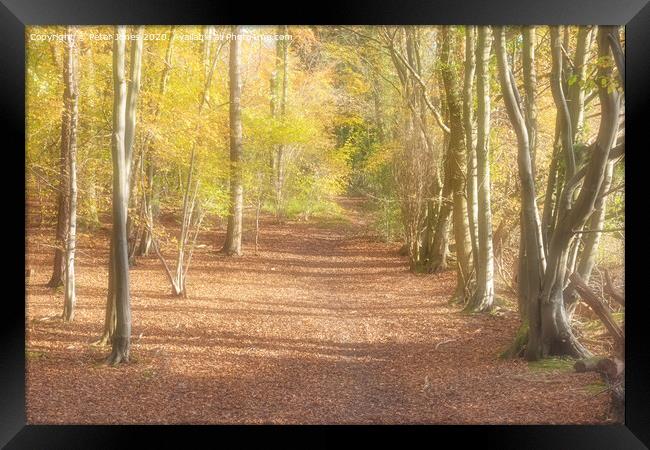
25;197;612;424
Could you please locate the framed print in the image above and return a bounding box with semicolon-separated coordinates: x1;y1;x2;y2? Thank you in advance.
2;0;649;447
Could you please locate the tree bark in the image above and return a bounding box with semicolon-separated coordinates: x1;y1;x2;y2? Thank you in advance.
222;26;245;256
48;27;72;289
568;26;594;142
576;161;615;282
564;161;615;317
440;27;472;302
521;26;538;175
463;25;479;274
569;272;624;351
494;26;546;359
124;27;145;266
107;26;130;363
466;26;494;312
427;154;452;272
534;27;620;359
62;27;79;322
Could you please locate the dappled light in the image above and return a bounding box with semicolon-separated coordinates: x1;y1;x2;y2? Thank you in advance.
25;24;624;424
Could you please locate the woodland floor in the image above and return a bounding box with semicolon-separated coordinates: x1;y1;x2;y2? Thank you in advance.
25;197;616;424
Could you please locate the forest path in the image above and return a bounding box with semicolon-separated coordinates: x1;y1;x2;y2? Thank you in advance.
25;197;610;424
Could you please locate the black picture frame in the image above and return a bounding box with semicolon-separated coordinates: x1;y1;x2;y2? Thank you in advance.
3;0;648;447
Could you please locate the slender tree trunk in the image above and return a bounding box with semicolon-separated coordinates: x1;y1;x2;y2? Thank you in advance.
565;160;615;317
124;27;145;267
568;26;594;142
521;26;538;174
137;155;157;257
576;161;615;282
126;152;142;266
150;30;218;297
541;122;562;252
222;27;244;256
440;27;472;302
500;26;620;360
48;31;72;289
428;152;452;272
107;26;132;365
515;26;538;322
495;26;546;359
96;240;116;346
274;26;289;220
87;179;100;228
98;27;145;348
137;27;174;257
269;29;280;205
463;25;479;274
466;26;494;312
62;27;79;322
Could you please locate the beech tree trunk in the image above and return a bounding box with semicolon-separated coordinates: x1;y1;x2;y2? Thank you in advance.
62;27;79;322
466;26;494;312
222;26;245;256
567;26;594;142
107;26;132;365
440;28;472;301
124;27;145;267
497;25;621;360
569;272;624;351
516;26;539;321
48;39;72;289
96;26;144;361
534;27;618;359
427;153;452;272
463;26;479;274
494;26;546;359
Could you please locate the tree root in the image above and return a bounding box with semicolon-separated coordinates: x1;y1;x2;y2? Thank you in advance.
500;322;529;359
90;332;112;347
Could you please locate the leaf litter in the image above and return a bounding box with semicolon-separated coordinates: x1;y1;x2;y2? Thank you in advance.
25;198;615;424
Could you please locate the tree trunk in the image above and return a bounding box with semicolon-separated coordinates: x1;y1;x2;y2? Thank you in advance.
48;33;72;289
494;26;546;359
521;26;538;176
568;26;594;142
124;27;145;267
577;161;614;281
136;27;174;257
466;26;494;312
62;27;79;322
95;239;116;346
427;154;452;272
274;25;289;220
516;41;546;324
564;160;615;317
136;154;154;257
463;26;479;275
529;26;619;359
440;27;472;302
106;26;144;365
222;26;244;256
568;272;624;351
533;27;620;359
